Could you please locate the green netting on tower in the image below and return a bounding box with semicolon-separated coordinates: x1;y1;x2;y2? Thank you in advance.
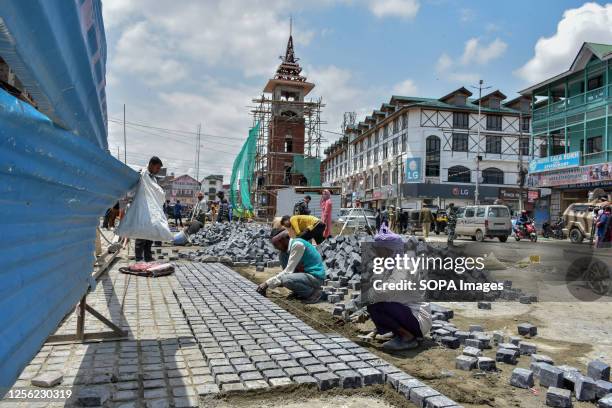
292;155;322;186
230;122;259;218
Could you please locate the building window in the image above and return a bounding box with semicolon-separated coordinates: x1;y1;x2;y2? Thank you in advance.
393;118;398;134
374;131;379;145
520;117;530;132
360;141;364;153
383;125;388;139
401;134;407;152
354;145;358;155
453;112;469;129
374;173;380;188
367;136;372;148
402;113;408;129
366;175;371;189
425;135;441;177
519;137;530;156
285;137;293;152
452;133;469;152
448;165;471;183
359;156;364;168
392;138;398;155
587;136;603;154
383;143;388;159
588;75;603;91
392;168;398;184
353;158;358;170
373;147;378;163
485;135;502;154
486;115;502;131
367;151;371;166
482;168;504;184
382;171;389;186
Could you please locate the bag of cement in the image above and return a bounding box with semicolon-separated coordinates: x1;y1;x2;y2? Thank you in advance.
116;172;174;241
173;230;189;245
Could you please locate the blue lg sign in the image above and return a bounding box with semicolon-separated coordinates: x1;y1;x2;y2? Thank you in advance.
405;157;422;183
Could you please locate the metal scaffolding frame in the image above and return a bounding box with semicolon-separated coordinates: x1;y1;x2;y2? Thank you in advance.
250;95;325;219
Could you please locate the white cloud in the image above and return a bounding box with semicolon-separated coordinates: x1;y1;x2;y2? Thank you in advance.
368;0;420;19
436;53;453;72
460;37;507;65
460;8;476;23
391;79;418;95
516;2;612;84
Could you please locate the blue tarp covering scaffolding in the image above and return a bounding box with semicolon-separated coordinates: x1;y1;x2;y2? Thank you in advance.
0;0;138;392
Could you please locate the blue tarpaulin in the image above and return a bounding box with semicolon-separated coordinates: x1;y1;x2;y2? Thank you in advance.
0;0;139;392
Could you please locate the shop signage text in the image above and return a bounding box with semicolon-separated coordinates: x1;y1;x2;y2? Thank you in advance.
405;157;422;183
528;161;612;187
528;151;580;174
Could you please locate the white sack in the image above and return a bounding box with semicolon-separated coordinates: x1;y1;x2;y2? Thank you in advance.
116;172;174;241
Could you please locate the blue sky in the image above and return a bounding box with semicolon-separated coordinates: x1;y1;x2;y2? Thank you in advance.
102;0;612;179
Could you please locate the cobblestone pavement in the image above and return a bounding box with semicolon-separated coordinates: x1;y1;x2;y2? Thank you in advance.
2;262;459;407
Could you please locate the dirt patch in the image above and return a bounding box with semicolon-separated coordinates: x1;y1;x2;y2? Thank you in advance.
234;265;601;408
203;384;409;408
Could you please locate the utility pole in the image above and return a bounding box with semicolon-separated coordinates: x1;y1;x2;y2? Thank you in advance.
471;80;491;205
395;153;402;209
196;124;201;182
123;104;127;164
518;112;525;212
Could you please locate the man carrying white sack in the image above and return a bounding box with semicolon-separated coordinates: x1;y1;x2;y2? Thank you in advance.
116;156;174;262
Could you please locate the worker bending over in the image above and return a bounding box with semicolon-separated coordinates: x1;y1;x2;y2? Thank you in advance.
256;226;326;303
280;214;326;244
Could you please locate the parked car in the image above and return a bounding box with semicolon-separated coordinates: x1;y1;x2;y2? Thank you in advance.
337;207;376;229
562;202;608;243
454;205;512;242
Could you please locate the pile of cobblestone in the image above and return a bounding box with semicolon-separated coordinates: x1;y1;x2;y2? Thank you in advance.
188;223;278;266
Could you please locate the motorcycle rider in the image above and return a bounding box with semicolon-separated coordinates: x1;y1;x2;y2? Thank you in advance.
516;210;530;236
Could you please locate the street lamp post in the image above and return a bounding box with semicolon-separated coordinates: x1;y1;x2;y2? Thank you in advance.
471;79;491;205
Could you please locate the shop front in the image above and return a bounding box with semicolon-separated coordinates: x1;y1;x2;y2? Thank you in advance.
528;160;612;218
400;183;500;209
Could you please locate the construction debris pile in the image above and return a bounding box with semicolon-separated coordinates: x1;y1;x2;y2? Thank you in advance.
187;223;278;266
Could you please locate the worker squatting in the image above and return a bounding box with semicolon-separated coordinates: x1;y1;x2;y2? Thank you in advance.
372;254;487;275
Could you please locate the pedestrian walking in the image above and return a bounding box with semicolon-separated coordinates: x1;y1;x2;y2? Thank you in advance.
134;156;164;262
216;191;230;222
446;203;457;245
293;195;312;215
419;206;434;239
380;205;389;227
596;206;612;248
388;205;396;232
320;189;333;239
375;208;381;231
173;200;183;227
191;192;207;224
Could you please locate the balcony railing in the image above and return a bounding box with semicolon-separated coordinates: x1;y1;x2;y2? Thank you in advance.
532;85;609;123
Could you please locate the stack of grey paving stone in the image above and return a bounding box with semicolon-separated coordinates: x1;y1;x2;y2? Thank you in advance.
188;223;278;267
171;262;463;407
318;234;364;290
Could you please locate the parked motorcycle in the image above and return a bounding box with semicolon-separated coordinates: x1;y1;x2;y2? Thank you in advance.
542;219;566;239
513;219;538;242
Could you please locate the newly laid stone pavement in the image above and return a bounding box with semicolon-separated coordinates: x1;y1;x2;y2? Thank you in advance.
2;262;458;407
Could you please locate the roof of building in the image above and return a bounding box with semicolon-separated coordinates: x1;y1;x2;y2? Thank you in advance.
439;86;473;102
473;90;507;104
520;42;612;95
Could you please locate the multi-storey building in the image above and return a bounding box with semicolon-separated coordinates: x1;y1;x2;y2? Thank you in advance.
201;174;223;201
521;42;612;219
322;86;536;212
160;174;200;207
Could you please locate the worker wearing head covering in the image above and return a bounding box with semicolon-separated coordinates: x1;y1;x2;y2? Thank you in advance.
320;189;333;239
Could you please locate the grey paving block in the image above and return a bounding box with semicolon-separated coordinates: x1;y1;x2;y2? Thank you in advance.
599;394;612;408
596;380;612;398
196;383;220;395
496;348;518;365
425;395;460;408
499;342;519;352
469;324;484;332
464;338;482;349
31;372;63;388
76;386;112;407
398;378;427;398
221;382;245;392
519;342;537;355
456;355;477;371
269;377;293;387
531;354;555;365
463;346;482;357
539;364;564;388
305;364;328;375
517;323;538;337
357;367;383;385
440;336;460;349
410;386;441;408
314;372;340;391
477;357;496;371
293;375;318;385
284;366;308;378
244;380;269;390
510;368;534;389
545;387;571;408
240;371;263;381
386;371;414;390
575;375;597;401
336;370;362;389
588;359;610;381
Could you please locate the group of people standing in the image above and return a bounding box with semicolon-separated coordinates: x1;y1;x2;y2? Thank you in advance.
164;190;231;228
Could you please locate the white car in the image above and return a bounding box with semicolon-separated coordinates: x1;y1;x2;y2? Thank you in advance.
337;207;376;229
455;205;512;242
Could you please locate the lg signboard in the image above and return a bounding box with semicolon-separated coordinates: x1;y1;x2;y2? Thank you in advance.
405;157;422;183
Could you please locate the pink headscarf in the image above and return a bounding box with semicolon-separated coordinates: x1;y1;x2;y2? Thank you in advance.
320;189;331;206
